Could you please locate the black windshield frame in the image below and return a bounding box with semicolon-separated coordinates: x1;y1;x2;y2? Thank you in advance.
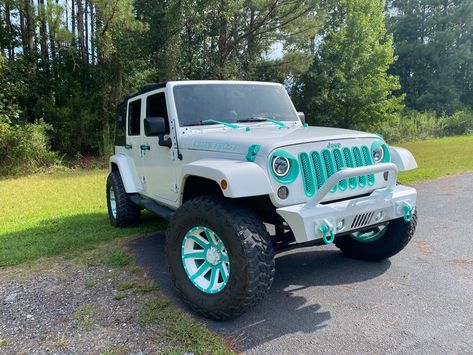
173;84;299;127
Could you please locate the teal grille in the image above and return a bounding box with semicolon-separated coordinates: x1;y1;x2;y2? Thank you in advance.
300;145;376;197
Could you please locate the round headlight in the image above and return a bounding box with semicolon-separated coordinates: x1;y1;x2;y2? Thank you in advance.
272;156;290;177
372;146;384;163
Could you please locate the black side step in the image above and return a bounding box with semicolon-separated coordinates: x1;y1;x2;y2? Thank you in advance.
129;194;175;221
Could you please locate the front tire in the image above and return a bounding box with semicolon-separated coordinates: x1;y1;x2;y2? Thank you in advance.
166;196;275;320
106;171;140;228
334;211;417;261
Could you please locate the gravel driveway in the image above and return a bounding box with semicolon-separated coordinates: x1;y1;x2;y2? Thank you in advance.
0;263;167;354
132;173;473;354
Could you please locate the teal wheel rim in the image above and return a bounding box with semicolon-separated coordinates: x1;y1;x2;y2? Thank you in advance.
351;224;388;243
181;226;230;294
109;186;117;218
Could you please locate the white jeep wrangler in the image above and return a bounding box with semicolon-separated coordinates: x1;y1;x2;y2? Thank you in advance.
107;80;418;320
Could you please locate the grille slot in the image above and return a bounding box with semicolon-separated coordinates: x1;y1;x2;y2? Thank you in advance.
352;147;367;188
298;152;315;197
321;149;337;192
361;146;375;186
333;148;348;191
311;151;325;190
351;212;374;229
343;147;358;189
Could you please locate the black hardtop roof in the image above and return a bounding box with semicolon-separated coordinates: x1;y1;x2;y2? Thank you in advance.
119;82;167;106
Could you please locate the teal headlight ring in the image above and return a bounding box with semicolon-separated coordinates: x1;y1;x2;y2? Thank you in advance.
269;150;299;184
371;140;391;163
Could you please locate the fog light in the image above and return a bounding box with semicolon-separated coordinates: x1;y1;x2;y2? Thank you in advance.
337;219;345;231
375;211;384;222
277;186;289;199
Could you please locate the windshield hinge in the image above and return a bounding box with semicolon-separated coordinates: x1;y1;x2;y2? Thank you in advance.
246;144;261;162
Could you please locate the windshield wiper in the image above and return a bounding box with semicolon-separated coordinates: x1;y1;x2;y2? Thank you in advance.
186;120;241;129
201;120;241;129
236;117;288;128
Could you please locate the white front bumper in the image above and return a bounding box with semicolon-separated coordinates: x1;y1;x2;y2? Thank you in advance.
276;163;417;243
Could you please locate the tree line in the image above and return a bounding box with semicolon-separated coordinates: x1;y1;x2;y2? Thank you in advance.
0;0;472;159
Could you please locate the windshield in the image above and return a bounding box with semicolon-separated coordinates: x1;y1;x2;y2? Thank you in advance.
173;84;299;127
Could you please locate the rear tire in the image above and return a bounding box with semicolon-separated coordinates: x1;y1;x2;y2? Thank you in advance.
334;211;417;261
106;171;140;228
166;195;275;320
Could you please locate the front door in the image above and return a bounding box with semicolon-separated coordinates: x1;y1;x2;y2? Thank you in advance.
139;90;178;203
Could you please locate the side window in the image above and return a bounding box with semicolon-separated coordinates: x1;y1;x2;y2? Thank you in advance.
146;92;170;135
115;102;126;146
128;99;142;136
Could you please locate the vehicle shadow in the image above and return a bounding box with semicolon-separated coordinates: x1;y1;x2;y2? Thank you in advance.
130;232;391;351
0;212;166;267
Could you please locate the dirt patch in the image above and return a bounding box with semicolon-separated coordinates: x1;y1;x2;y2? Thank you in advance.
412;240;433;255
448;259;473;265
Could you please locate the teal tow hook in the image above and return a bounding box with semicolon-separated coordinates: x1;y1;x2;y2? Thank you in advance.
320;224;335;244
402;202;415;222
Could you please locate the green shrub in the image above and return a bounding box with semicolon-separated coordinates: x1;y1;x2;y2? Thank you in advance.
0;121;59;176
443;110;473;136
378;110;450;143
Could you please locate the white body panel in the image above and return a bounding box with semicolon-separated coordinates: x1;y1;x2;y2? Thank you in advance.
389;146;418;171
277;184;417;243
110;153;143;193
181;159;273;198
178;125;378;156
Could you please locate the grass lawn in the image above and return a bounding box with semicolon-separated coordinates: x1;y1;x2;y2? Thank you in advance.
0;169;166;267
398;135;473;184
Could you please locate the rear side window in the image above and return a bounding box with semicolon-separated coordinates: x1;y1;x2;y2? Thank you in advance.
115;102;126;145
128;99;141;136
146;92;170;135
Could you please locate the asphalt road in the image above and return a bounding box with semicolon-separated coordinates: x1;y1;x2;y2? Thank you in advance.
131;173;473;354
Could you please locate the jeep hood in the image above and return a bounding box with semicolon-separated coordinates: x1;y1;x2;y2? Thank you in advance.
178;125;380;156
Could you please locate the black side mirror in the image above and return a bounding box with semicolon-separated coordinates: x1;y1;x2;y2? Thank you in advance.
144;117;172;148
297;112;306;124
144;117;166;136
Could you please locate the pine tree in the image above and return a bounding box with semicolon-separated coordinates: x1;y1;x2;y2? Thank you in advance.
295;0;403;129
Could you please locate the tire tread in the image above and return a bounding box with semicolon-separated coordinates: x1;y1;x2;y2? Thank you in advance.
107;171;140;228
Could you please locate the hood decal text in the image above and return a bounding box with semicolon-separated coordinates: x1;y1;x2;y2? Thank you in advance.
193;140;241;152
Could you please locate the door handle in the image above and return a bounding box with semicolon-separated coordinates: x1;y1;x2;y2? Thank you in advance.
140;144;151;151
125;144;132;149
